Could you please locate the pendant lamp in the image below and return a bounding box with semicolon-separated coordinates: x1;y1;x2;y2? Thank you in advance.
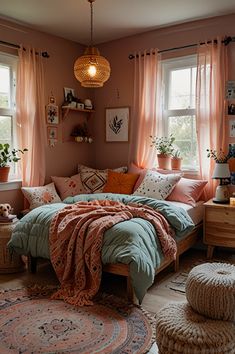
74;0;111;88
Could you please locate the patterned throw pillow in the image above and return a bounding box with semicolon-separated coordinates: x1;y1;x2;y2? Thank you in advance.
79;165;127;193
133;170;182;200
103;170;139;195
51;174;86;200
21;182;61;210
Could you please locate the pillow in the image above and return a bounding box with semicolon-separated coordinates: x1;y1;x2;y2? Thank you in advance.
79;164;127;193
51;174;86;200
133;170;182;200
103;170;139;194
21;182;61;210
128;163;147;191
166;178;208;206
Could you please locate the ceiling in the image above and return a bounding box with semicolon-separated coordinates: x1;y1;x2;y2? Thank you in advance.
0;0;235;45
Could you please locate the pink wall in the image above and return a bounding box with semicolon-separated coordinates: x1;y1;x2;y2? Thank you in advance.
0;18;94;212
1;14;235;212
94;14;235;168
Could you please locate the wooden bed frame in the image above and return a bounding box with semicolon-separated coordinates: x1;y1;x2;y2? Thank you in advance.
28;223;202;303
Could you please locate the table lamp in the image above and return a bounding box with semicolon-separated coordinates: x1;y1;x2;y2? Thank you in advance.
212;163;230;203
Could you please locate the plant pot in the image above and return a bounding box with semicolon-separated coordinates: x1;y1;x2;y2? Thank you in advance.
157;154;171;170
171;157;182;170
0;166;10;182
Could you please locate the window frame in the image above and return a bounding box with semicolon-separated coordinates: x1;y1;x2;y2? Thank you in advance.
162;55;198;172
0;52;18;180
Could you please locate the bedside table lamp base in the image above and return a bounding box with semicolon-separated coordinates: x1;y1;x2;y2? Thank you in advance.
213;185;230;204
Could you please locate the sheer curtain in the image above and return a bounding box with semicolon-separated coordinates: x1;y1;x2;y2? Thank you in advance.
128;49;162;168
16;46;46;187
196;39;227;199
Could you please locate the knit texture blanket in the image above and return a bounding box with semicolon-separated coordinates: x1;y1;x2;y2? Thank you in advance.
49;199;176;306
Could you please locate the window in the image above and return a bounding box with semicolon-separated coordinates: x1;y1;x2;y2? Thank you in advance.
162;55;198;171
0;53;18;178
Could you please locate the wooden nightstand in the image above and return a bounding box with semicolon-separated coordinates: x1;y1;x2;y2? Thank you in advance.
0;221;25;273
204;199;235;259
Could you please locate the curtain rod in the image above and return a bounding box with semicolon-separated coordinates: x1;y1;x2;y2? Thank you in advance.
128;36;235;60
0;40;50;58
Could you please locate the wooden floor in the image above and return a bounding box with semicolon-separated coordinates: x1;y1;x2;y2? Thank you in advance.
0;247;234;315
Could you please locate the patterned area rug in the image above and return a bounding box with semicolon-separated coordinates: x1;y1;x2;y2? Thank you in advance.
0;286;156;354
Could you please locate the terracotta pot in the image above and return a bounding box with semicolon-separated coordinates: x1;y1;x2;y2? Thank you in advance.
0;166;10;182
171;157;182;170
157;154;171;170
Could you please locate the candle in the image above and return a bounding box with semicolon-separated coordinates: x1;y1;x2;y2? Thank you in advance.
230;197;235;206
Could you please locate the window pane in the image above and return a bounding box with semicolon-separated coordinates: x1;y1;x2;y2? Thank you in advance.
0;65;10;108
0;115;12;145
169;67;196;110
168;115;198;169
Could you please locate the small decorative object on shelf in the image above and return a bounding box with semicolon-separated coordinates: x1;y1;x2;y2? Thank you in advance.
84;99;93;110
71;124;93;143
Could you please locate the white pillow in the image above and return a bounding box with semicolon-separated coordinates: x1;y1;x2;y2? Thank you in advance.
133;170;182;200
21;182;61;210
78;164;127;193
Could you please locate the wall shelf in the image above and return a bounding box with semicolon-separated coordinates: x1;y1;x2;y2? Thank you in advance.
61;105;95;120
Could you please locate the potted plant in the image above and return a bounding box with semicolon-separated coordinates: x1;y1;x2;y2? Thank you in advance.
171;149;182;170
150;134;175;169
0;143;28;182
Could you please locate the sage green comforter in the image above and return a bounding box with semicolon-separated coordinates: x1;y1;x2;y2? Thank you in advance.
8;193;194;301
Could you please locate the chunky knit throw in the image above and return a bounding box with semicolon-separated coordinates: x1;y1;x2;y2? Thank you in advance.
49;200;176;306
156;302;235;354
186;262;235;322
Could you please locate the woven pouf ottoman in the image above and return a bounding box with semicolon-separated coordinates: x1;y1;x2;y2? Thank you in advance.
156;302;235;354
186;262;235;321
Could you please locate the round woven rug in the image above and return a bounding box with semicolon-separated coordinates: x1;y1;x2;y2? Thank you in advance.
0;286;155;353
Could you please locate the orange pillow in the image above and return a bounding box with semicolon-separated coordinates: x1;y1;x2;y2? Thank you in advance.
103;170;139;195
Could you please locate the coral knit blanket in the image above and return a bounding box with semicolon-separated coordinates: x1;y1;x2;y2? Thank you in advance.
49;200;176;306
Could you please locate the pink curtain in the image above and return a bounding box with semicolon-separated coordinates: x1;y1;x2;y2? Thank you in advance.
16;46;46;187
196;39;227;199
128;49;162;168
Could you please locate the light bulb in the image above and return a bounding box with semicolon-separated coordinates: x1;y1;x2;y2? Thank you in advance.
88;65;97;77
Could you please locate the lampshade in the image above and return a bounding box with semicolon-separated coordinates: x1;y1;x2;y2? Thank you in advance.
74;0;111;88
212;163;230;179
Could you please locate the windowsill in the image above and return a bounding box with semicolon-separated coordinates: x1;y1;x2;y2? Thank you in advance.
0;179;22;191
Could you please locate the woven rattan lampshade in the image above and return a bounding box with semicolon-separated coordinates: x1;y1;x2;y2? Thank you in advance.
74;0;111;88
74;46;110;88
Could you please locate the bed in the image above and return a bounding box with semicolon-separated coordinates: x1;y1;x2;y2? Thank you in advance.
8;193;203;303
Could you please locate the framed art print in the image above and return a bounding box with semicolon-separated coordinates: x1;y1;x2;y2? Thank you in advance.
46;104;59;124
105;107;129;142
64;87;75;102
47;126;58;140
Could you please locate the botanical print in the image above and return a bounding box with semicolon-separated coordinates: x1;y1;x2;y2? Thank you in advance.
46;104;59;124
47;126;58;140
109;115;123;134
106;107;129;142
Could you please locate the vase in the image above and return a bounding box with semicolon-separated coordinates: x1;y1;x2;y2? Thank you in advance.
171;157;182;170
0;166;10;182
157;154;171;170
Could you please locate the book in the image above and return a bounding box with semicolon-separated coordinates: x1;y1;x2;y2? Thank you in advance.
0;215;17;223
0;214;17;220
0;218;18;224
